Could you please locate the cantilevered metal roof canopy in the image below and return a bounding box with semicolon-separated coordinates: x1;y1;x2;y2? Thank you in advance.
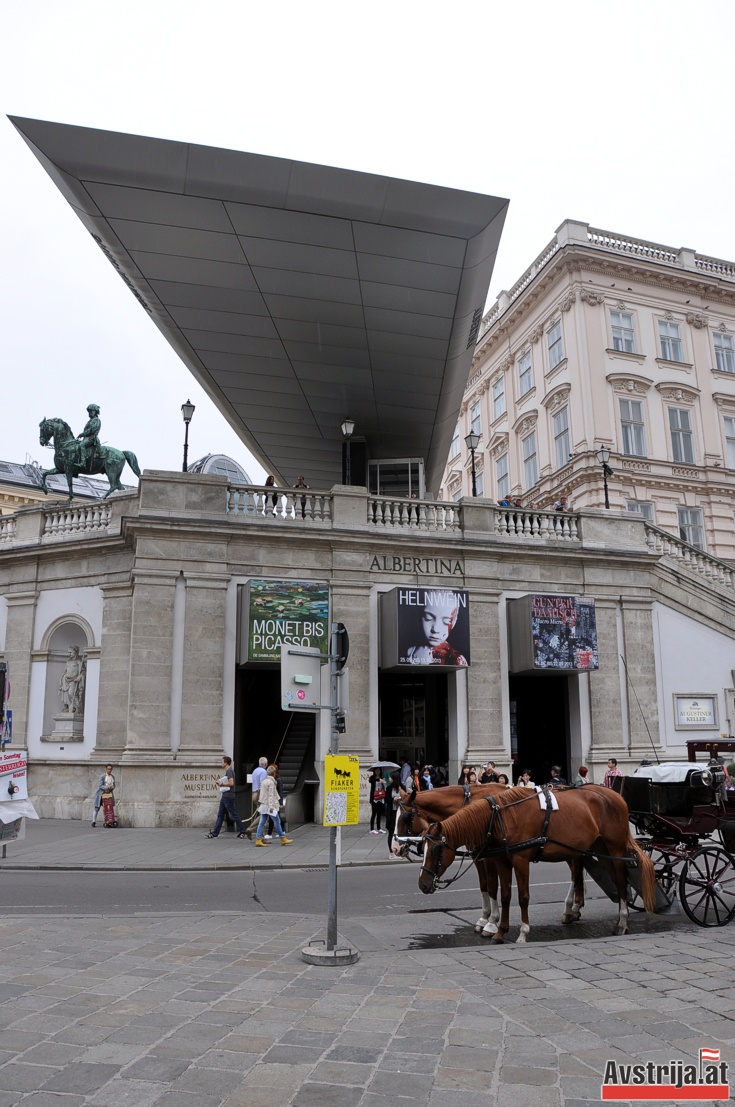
10;117;508;492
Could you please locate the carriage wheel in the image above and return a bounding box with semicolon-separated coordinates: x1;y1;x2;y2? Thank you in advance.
627;846;677;912
679;846;735;927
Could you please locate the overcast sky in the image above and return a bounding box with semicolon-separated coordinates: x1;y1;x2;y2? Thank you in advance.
3;0;734;483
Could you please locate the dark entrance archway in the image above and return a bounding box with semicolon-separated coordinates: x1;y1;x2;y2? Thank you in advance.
509;673;570;784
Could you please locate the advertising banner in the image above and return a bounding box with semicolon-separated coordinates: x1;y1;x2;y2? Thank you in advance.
508;594;599;673
240;580;329;663
323;754;360;826
380;588;471;670
0;749;28;801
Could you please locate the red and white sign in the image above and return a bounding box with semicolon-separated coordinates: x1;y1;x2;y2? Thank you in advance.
0;750;28;802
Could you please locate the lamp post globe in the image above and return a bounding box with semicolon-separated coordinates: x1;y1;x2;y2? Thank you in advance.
595;446;613;509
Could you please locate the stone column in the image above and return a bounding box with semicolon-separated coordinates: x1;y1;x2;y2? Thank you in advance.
95;582;134;758
122;570;178;762
178;573;230;759
3;591;38;744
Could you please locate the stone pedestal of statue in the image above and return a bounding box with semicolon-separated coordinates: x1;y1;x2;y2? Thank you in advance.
42;713;84;742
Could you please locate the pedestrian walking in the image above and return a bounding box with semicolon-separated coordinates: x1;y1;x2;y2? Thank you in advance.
242;756;268;839
369;767;386;834
205;756;248;839
254;765;293;846
385;770;402;853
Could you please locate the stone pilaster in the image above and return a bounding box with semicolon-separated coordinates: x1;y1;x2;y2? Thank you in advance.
464;591;505;769
587;599;626;757
122;570;178;762
620;598;661;758
178;573;230;759
95;582;133;757
3;591;38;743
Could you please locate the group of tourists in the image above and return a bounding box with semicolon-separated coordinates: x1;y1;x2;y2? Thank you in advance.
204;755;293;846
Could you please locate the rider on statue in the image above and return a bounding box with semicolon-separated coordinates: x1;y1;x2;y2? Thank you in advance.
77;404;101;472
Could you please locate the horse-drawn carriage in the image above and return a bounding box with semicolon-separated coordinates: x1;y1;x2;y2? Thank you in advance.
395;740;735;941
608;740;735;927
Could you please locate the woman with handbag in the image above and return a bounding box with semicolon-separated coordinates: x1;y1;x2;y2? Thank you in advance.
254;765;293;846
368;768;386;834
263;764;286;840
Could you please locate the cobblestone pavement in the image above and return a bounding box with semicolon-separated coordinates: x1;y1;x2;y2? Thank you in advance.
0;913;734;1107
1;822;735;1105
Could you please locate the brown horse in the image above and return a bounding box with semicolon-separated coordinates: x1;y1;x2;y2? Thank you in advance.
417;785;657;942
393;784;507;936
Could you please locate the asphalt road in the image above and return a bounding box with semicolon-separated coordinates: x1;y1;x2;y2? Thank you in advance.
0;862;695;949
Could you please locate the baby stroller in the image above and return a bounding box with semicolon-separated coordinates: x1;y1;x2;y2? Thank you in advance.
101;789;118;828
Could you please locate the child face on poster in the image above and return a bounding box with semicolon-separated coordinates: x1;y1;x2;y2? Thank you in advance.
421;596;459;648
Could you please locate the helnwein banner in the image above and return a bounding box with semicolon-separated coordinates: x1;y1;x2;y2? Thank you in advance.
508;594;599;673
239;580;330;663
380;587;470;670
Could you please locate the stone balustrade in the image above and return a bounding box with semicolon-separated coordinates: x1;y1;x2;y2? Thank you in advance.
644;523;735;592
226;485;333;522
0;515;16;543
43;503;112;537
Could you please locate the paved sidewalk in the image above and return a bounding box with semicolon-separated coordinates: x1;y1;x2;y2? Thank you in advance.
0;819;393;871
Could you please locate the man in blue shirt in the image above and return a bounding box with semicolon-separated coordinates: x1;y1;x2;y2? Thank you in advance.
205;756;248;839
243;757;268;839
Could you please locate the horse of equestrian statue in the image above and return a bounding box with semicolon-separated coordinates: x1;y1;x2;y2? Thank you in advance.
39;410;141;501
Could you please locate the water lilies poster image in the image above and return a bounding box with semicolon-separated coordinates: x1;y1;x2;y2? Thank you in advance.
245;580;330;662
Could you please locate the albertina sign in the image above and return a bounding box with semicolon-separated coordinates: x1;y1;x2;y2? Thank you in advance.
239;580;329;662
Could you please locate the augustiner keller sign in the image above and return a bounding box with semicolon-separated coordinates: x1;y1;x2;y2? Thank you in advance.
238;580;329;663
508;594;599;673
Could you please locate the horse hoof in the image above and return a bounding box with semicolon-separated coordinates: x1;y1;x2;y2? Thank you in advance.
482;924;498;937
491;933;505;944
561;914;573;924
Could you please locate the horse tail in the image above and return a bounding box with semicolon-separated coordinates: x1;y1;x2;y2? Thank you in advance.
627;835;657;913
124;451;141;478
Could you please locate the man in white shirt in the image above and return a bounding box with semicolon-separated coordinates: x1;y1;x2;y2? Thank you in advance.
244;757;268;839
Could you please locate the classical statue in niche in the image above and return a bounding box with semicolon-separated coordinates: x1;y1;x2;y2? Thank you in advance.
59;646;87;715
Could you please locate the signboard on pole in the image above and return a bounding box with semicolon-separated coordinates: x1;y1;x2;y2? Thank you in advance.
323;754;360;826
0;750;27;801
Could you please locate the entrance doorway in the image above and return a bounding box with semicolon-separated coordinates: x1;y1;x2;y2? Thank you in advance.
378;673;448;771
509;673;570;784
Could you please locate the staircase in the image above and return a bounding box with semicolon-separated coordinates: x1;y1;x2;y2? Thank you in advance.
277;713;315;794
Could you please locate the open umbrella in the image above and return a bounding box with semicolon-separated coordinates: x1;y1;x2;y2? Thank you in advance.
370;760;400;770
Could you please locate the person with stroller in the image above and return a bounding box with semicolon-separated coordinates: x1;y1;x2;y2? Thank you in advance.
92;764;115;827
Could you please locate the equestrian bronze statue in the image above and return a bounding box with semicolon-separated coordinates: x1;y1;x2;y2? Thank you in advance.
39;404;141;501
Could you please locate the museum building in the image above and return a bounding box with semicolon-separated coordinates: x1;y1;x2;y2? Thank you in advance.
1;119;734;826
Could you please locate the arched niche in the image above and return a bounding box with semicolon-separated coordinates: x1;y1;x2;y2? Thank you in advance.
41;619;94;739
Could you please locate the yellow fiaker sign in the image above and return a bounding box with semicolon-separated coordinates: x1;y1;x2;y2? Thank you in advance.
323;754;360;826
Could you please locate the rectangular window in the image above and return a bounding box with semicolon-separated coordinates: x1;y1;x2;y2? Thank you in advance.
659;319;683;361
492;376;506;420
449;425;460;459
668;406;695;464
725;415;735;469
714;332;735;374
518;350;533;396
451;485;462;502
626;499;654;522
610;310;636;353
678;506;704;550
552;406;570;470
470;399;482;436
619;397;646;457
547;321;564;369
475;471;484;497
496;453;509;499
522;431;538;489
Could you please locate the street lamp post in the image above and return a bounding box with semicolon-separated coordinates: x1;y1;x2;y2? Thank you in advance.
464;431;480;497
596;446;613;509
341;418;355;485
181;399;195;473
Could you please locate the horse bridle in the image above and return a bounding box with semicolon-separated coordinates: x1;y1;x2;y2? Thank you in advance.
419;830;447;892
394;783;474;861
